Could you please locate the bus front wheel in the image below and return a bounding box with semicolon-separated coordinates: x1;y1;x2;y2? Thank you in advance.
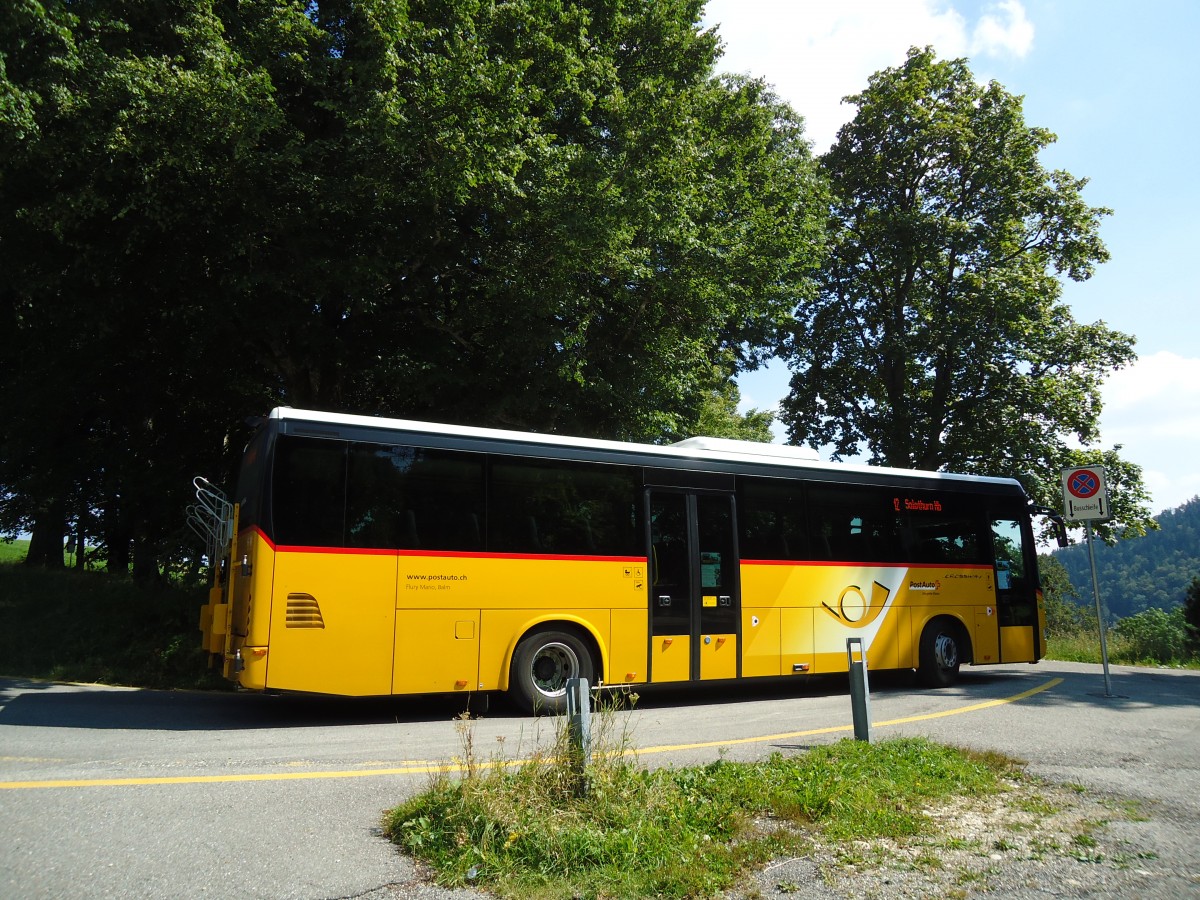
917;620;964;688
510;628;595;715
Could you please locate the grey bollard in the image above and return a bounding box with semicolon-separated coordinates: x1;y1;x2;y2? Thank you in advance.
565;677;592;794
846;637;873;743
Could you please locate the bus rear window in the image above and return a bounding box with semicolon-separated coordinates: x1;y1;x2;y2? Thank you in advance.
234;427;270;530
272;436;347;547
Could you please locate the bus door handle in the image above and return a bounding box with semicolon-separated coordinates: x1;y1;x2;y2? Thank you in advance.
658;595;673;607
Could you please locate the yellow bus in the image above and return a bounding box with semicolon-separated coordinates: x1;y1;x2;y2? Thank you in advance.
198;407;1053;713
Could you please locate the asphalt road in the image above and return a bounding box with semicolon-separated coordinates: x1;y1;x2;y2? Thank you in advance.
1;660;1198;899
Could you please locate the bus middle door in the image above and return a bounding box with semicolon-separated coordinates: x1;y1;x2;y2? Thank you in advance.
648;490;740;683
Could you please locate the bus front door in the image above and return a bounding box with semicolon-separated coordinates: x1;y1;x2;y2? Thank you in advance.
991;516;1043;662
648;491;740;683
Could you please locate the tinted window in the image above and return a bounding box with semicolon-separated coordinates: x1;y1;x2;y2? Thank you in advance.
272;436;346;547
808;484;905;562
234;427;270;530
649;492;690;635
738;477;809;561
487;458;641;556
347;445;485;551
895;490;988;564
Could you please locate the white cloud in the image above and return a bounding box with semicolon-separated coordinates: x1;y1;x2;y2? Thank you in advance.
1099;351;1200;513
971;1;1035;59
702;0;1034;150
703;0;967;150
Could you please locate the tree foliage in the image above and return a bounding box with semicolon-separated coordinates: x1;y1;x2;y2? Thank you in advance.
779;46;1148;537
1037;552;1092;635
685;380;775;443
0;0;825;572
1184;576;1200;652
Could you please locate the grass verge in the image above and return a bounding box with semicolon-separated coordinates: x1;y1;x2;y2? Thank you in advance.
1047;630;1200;669
383;727;1014;899
0;538;30;565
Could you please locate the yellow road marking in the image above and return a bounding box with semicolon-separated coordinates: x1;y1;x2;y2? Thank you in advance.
0;677;1062;790
632;677;1063;755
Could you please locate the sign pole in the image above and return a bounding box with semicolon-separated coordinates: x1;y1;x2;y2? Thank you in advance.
1062;465;1114;698
1085;522;1114;698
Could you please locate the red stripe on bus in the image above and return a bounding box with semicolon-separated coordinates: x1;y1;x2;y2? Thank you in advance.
250;530;643;564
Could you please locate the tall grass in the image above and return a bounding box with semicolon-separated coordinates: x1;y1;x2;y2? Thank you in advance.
1048;623;1200;669
383;715;1010;900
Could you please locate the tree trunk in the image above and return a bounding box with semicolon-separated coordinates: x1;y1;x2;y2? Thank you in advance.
104;502;132;575
24;503;66;568
75;503;89;570
132;531;159;583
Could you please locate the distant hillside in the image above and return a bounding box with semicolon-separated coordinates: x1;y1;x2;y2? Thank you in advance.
1053;496;1200;619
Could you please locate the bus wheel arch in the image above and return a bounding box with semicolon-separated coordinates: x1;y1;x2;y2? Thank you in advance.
509;623;600;715
917;616;971;688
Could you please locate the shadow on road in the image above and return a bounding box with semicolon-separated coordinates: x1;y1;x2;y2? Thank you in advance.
1;663;1195;732
0;679;483;731
0;671;913;731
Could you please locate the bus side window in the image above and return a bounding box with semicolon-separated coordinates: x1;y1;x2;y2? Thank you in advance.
341;443;486;552
487;458;642;557
737;477;809;561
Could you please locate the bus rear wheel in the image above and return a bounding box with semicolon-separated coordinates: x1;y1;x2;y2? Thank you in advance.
917;620;964;688
510;629;595;715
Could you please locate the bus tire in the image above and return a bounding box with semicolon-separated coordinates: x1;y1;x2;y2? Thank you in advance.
917;619;964;688
510;628;595;715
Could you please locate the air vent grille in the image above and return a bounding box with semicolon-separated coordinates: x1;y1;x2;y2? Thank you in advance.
286;593;325;628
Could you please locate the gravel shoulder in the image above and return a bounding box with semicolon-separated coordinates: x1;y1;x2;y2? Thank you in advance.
728;773;1195;900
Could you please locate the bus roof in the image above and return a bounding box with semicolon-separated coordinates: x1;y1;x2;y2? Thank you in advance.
267;406;1026;493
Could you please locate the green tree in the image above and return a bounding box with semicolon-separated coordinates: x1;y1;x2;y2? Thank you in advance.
1053;496;1198;618
0;0;276;573
1184;576;1200;652
779;47;1150;539
1038;553;1091;634
686;380;775;442
1;1;826;567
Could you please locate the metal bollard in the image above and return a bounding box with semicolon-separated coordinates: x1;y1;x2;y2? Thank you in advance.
565;677;592;795
846;638;873;743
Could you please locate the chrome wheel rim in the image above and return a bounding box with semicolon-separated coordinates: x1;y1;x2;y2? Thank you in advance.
529;641;579;698
934;633;959;670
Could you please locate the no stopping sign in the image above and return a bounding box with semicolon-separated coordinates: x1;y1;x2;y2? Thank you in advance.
1061;466;1109;521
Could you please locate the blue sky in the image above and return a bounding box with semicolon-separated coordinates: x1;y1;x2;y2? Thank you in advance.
705;0;1200;515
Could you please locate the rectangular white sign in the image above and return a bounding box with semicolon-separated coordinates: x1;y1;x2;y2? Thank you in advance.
1061;466;1110;521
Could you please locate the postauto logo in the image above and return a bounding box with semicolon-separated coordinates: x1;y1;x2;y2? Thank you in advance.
820;581;891;628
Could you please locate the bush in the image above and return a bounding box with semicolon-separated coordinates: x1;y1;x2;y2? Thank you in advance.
0;563;227;689
1111;607;1190;665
